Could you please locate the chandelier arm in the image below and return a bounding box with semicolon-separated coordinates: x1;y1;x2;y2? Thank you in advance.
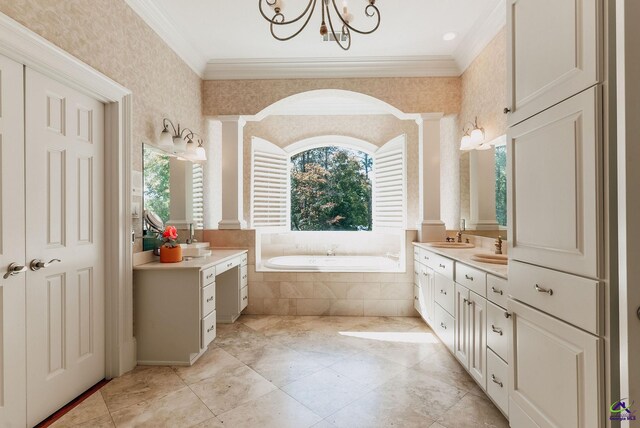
259;0;315;26
330;0;381;35
325;3;351;51
269;0;318;41
162;118;178;135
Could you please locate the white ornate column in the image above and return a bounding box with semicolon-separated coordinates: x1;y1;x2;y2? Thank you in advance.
215;116;247;230
417;113;447;242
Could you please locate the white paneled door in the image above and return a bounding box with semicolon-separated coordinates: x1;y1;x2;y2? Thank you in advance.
25;69;105;426
0;54;27;428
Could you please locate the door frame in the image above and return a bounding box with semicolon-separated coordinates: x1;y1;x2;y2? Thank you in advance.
616;0;640;424
0;13;135;378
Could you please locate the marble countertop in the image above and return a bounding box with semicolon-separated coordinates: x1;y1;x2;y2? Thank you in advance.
133;249;247;271
413;242;508;279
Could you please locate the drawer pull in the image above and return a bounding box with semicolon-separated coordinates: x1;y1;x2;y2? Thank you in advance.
466;300;473;306
206;296;214;303
424;256;430;260
242;274;247;280
207;325;215;333
206;273;214;280
440;289;447;295
243;296;248;301
491;286;503;295
491;325;503;336
491;374;503;388
227;262;233;268
440;322;447;330
535;284;553;296
465;274;474;281
463;298;468;303
439;264;446;269
504;312;512;319
414;296;418;300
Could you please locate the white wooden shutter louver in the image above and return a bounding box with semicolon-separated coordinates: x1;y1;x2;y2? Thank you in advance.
373;135;406;229
251;137;289;229
192;163;204;229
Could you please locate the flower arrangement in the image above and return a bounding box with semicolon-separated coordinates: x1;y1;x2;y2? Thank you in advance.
158;226;182;263
159;225;179;248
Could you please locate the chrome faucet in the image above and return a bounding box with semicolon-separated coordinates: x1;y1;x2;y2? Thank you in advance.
186;223;196;245
495;236;503;255
456;231;463;243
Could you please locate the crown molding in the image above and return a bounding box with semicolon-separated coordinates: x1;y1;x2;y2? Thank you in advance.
454;1;507;74
124;0;207;77
203;56;461;80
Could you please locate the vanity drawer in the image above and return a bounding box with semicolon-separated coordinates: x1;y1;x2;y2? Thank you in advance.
240;286;248;311
202;283;216;318
509;260;602;335
487;301;511;363
217;257;240;276
241;253;248;266
241;265;248;287
201;310;216;349
455;263;487;297
428;253;454;281
413;246;420;262
434;273;455;316
434;303;455;353
418;248;435;268
201;266;216;287
487;275;508;308
487;348;509;417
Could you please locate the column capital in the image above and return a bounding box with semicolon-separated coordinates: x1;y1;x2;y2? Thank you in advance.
214;115;247;127
416;112;445;125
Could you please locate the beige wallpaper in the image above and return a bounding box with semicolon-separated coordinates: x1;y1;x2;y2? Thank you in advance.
242;115;420;227
204;77;461;116
0;0;205;252
458;28;507;224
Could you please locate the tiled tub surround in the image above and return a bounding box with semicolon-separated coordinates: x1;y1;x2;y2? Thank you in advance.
204;229;419;317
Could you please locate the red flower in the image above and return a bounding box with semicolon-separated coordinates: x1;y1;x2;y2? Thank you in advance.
163;226;178;240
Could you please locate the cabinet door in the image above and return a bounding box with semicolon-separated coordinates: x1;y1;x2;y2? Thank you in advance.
468;291;487;390
454;283;470;369
508;87;603;279
508;299;604;428
506;0;601;125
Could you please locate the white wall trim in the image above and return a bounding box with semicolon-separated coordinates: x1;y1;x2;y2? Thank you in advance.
0;12;135;378
454;0;506;74
204;56;461;80
245;89;423;122
124;0;207;77
284;135;379;156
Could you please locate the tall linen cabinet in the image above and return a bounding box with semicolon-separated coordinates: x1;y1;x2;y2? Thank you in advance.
505;0;614;427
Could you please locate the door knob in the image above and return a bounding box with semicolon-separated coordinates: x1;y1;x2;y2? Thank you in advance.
4;263;27;279
30;258;61;271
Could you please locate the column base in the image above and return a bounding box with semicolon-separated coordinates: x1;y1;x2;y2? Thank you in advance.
417;221;447;242
218;219;247;230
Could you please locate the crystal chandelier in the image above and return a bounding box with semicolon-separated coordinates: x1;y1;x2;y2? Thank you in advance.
258;0;381;51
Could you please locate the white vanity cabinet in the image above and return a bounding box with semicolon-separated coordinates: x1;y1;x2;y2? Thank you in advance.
133;250;248;365
506;0;602;125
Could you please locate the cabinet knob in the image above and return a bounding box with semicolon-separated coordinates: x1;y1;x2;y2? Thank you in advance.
504;312;512;319
503;107;511;114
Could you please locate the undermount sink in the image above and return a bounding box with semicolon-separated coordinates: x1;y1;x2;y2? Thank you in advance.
427;242;476;249
180;242;211;257
471;254;508;265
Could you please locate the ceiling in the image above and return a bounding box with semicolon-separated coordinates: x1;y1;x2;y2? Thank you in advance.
125;0;505;79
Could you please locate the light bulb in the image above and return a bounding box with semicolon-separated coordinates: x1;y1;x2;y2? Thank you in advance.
173;135;187;154
470;128;485;146
460;134;472;151
195;146;207;162
159;128;173;149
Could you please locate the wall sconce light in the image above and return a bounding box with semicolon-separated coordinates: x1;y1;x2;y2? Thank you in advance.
159;118;206;162
460;117;486;151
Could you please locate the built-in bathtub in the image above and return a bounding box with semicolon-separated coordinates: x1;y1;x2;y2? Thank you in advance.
263;255;400;272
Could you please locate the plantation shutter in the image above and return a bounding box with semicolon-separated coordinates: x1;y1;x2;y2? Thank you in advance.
251;137;289;229
373;134;406;229
192;162;204;229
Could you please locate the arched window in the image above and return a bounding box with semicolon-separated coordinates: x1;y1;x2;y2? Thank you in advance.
251;135;406;232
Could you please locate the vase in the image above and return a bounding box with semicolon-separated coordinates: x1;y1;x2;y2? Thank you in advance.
160;245;182;263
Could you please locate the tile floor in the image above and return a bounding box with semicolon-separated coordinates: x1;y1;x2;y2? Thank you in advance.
51;315;509;428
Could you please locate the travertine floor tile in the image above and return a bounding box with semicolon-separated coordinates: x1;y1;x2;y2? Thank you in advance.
172;347;244;385
51;391;109;427
110;387;212;428
437;393;509;428
217;390;322;428
329;351;408;389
